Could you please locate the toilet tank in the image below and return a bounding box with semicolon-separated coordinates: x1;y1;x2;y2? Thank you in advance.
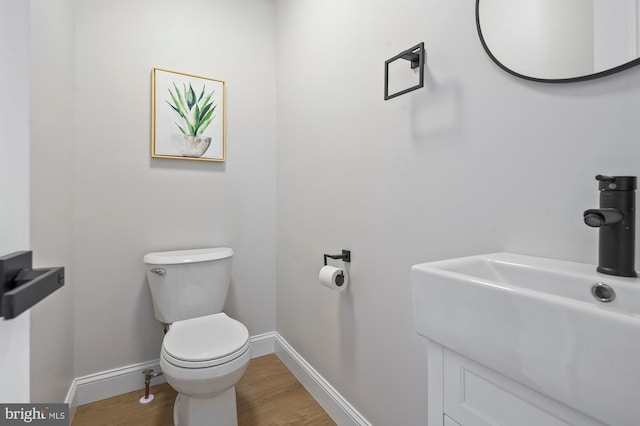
143;247;233;324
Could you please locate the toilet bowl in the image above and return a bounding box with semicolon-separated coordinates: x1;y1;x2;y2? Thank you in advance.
143;247;250;426
160;313;250;426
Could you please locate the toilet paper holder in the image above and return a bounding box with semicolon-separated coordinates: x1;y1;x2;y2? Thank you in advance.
323;250;351;266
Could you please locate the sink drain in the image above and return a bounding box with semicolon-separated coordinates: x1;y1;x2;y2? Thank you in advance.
591;283;616;302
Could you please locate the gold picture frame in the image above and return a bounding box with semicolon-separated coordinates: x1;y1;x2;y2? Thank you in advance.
152;67;226;162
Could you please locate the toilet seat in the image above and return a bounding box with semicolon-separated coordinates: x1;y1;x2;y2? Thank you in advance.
162;313;250;369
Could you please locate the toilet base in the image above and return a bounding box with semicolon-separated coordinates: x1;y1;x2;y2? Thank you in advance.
173;386;237;426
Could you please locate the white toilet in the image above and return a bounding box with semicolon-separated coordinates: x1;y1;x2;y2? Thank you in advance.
143;247;250;426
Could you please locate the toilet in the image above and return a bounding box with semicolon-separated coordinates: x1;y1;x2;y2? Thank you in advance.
143;247;250;426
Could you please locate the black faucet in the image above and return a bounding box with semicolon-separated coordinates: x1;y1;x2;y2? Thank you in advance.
583;175;637;277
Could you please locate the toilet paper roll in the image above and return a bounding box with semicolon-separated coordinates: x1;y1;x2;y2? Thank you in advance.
319;265;349;291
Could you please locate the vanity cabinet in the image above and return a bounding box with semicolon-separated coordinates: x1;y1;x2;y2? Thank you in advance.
427;340;605;426
412;253;640;426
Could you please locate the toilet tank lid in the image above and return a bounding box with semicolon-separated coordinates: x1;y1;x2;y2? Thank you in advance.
143;247;233;265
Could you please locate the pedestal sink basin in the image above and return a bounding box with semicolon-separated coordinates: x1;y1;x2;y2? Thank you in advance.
412;253;640;426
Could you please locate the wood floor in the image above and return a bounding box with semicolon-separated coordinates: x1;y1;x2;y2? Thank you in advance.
72;354;335;426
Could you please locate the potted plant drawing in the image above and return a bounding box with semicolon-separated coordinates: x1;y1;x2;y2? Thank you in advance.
166;82;217;157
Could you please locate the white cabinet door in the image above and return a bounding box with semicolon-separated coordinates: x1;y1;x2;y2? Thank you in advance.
443;349;604;426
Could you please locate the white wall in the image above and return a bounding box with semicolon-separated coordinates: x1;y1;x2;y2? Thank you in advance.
275;0;640;424
0;0;31;402
73;0;277;377
29;0;76;403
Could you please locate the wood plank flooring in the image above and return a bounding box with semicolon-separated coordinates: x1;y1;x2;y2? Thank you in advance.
72;354;335;426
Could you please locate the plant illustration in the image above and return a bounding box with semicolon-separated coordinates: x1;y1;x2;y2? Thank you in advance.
166;82;216;135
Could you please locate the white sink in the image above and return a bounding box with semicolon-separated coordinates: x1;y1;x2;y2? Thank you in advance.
412;253;640;426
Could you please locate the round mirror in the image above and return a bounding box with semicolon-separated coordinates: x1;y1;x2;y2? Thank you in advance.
476;0;640;82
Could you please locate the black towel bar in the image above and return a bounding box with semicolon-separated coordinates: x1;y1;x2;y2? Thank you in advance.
384;42;426;101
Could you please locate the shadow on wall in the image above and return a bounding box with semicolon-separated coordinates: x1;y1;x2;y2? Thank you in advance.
135;274;165;355
150;156;227;173
224;277;240;322
410;70;463;144
338;285;356;378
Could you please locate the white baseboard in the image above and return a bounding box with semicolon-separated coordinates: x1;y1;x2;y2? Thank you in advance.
66;333;275;409
64;377;77;423
65;358;166;426
65;331;369;426
71;359;167;407
248;331;276;358
274;333;371;426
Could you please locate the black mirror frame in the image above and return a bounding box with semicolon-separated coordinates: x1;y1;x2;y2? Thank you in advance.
476;0;640;83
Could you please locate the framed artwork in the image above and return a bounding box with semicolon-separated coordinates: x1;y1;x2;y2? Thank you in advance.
152;68;226;161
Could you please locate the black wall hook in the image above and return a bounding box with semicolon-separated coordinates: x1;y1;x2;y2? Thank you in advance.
323;250;351;266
